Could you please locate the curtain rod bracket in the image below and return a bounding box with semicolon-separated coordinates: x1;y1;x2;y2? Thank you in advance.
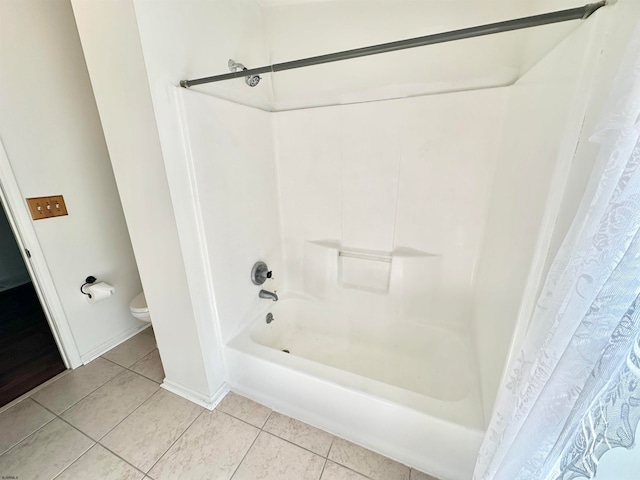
583;1;607;18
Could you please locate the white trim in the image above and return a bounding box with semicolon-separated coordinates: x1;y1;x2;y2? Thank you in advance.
0;138;82;368
80;323;150;364
161;379;229;410
171;86;229;382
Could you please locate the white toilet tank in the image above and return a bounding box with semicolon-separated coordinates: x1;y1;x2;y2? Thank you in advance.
130;291;151;323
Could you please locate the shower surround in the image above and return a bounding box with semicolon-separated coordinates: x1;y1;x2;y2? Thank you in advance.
125;1;609;479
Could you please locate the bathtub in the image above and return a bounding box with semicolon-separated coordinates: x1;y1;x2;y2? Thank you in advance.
227;294;485;480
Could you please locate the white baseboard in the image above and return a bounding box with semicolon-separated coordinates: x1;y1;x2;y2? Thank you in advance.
161;379;228;410
81;323;151;365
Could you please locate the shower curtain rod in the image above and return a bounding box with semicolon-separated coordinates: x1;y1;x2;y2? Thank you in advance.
179;1;606;88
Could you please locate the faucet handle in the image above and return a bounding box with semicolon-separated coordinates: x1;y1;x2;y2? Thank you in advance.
251;261;273;285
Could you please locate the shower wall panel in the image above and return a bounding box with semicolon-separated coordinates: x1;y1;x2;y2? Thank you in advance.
274;88;507;329
473;16;608;423
179;90;282;343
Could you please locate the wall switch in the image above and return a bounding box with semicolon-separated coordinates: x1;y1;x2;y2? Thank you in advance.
26;195;68;220
26;196;54;220
49;195;68;217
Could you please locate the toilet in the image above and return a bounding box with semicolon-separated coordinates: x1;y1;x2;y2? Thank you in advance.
130;291;151;323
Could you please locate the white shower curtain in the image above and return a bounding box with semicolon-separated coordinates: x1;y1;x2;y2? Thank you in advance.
474;24;640;480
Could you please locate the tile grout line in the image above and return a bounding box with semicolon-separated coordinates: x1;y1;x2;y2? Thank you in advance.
13;400;96;480
143;407;207;476
228;423;263;480
325;437;381;480
93;386;165;452
318;457;329;480
214;405;271;480
327;436;336;459
105;346;163;384
0;412;58;458
260;429;331;460
32;383;156;478
221;411;336;480
216;408;266;431
33;365;160;439
221;403;337;459
233;408;333;459
51;387;170;479
50;443;147;480
81;443;148;479
30;356;127;418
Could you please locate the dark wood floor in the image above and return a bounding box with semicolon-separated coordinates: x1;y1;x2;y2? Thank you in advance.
0;282;66;407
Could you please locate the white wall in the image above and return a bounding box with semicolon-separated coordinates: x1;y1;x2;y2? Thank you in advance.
473;12;609;423
0;0;143;362
72;0;223;404
274;89;506;331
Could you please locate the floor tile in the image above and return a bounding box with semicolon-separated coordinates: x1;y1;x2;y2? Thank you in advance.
216;392;271;428
231;431;325;480
141;326;156;339
62;370;159;440
56;444;144;480
264;411;334;456
102;330;157;368
0;398;55;455
30;357;124;414
410;469;439;480
0;418;93;480
321;461;369;480
328;438;409;480
130;349;165;383
101;389;202;472
149;409;259;480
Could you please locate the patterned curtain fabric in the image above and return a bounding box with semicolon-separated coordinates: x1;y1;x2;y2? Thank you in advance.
474;24;640;480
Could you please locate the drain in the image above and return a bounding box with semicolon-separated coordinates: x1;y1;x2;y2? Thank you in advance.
282;349;290;354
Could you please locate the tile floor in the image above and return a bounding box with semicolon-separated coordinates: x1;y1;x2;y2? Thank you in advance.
0;328;438;480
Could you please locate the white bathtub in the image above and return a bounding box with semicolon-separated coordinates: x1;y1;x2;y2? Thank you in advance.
227;294;484;480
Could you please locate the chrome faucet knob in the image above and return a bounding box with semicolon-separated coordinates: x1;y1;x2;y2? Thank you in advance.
251;261;272;285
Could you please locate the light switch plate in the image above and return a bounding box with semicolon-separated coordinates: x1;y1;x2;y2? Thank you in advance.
49;195;68;217
26;195;68;220
26;196;54;220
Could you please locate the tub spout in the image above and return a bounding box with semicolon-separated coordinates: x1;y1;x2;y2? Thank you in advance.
259;289;278;301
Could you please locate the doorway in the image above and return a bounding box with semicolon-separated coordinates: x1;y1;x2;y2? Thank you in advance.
0;202;65;407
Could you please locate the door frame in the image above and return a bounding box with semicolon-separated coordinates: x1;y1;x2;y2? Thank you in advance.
0;138;81;369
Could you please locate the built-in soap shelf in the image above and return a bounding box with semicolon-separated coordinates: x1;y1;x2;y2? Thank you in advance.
305;240;437;295
338;248;392;263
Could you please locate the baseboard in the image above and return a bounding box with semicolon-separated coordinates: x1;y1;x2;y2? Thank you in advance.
161;379;228;410
80;323;151;365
